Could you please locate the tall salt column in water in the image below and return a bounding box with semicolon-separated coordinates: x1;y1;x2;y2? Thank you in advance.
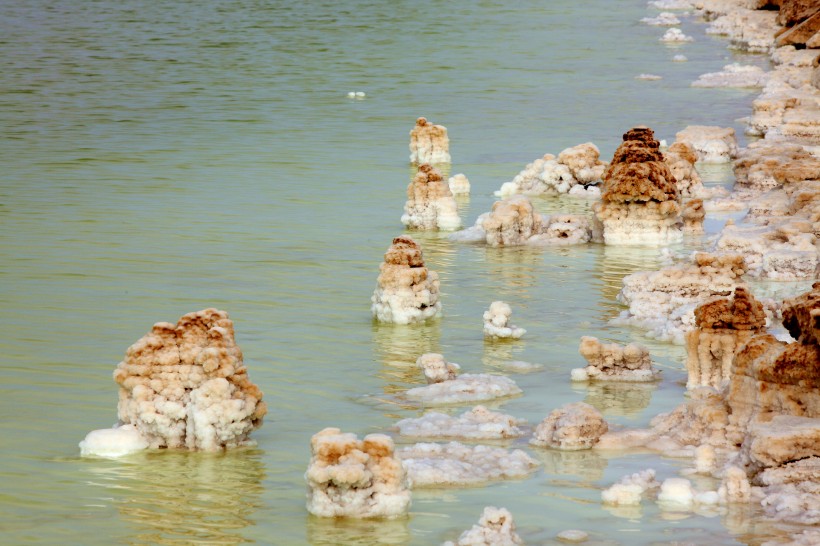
409;116;450;164
401;163;461;230
371;235;442;324
593;126;683;245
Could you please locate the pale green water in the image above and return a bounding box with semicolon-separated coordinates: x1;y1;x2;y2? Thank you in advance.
0;0;802;544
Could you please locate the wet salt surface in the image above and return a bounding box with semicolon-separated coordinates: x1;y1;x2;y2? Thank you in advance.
0;0;810;544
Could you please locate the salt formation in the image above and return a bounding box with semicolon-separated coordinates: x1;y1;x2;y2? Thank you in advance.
483;301;526;339
409;116;450;164
556;530;589;543
636;74;662;80
685;287;767;389
657;477;696;507
601;469;660;505
674;125;739;163
704;5;778;53
571;336;659;382
692;63;769;88
530;402;609;450
305;428;411;518
416;353;460;384
401;163;461;230
79;424;150;458
396;441;539;486
614;252;747;344
495;142;605;198
443;506;523;546
642;12;681;26
394;405;525;440
593;126;683;245
405;372;522;406
371;236;442;324
95;309;266;452
660;28;694;42
448;173;471;195
673;54;688;62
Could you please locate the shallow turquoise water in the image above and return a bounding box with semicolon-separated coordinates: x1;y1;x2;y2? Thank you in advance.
0;1;799;544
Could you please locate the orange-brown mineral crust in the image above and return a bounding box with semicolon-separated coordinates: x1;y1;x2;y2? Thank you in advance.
695;287;767;331
383;235;425;267
601;127;679;203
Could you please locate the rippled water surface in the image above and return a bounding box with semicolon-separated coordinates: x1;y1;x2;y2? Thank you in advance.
0;0;797;544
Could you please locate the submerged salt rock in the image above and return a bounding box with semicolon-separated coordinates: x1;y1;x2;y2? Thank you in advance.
601;469;660;505
674;125;738;163
401;163;461;231
448;173;471;195
685;287;767;389
443;506;523;546
409;116;450;164
371;236;442;324
531;402;609;450
483;301;526;339
79;424;149;457
394;405;525;440
112;309;266;451
396;441;539;486
417;353;460;384
405;373;522;406
593;126;683;245
572;336;659;382
305;428;411;518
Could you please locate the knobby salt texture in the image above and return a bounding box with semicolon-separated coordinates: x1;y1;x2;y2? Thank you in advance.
442;506;523;546
409;116;450;164
572;336;659;382
401;163;461;231
483;301;526;339
394;405;525;440
530;402;609;450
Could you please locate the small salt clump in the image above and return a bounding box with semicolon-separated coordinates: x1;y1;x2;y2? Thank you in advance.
347;91;366;98
601;469;660;505
443;506;523;546
371;236;442;324
394;405;525;440
448;173;471;195
409;116;450;164
660;28;693;42
305;428;411;518
657;477;695;507
636;74;662;80
530;402;609;450
572;336;659;382
416;353;460;384
79;424;149;458
673;54;688;62
401;163;461;231
483;301;526;339
641;12;680;26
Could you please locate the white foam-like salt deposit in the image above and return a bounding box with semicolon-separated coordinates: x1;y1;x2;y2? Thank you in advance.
601;469;660;505
657;477;695;507
405;373;522;406
673;54;687;62
641;12;680;26
346;91;366;98
483;301;526;339
636;74;663;80
660;28;693;42
557;529;589;543
448;173;471;195
648;0;692;9
79;424;149;457
396;441;539;487
692;64;768;88
394;405;525;440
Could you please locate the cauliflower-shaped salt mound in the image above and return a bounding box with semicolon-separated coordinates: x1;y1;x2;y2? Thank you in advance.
685;286;767;389
530;402;609;450
106;308;266;451
593;126;683;245
371;236;441;324
660;28;693;42
572;336;659;382
305;428;411;518
602;469;660;505
448;173;471;195
394;405;525;440
674;125;738;163
396;441;539;486
495;143;605;198
483;301;526;340
443;506;523;546
405;373;522;406
409;116;450;164
692;63;769;88
401;163;461;231
417;352;460;384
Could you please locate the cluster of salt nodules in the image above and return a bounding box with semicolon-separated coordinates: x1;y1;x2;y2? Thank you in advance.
453;195;597;246
572;336;659;382
601;469;660;505
401;163;461;231
495;142;606;199
405;353;522;406
660;28;693;42
396;441;539;487
304;427;411;518
371;236;441;324
613;252;747;344
530;402;609;450
409;116;450;164
80;309;267;456
448;173;471;195
394;405;525;440
593;126;684;245
685;286;767;390
483;301;526;339
674;125;739;163
443;506;523;546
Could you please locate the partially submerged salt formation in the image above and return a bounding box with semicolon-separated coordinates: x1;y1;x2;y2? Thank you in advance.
81;309;267;455
684;286;767;389
401;163;461;231
674;125;739;163
371;236;442;324
416;352;460;384
405;369;522;406
601;469;660;505
394;405;525;440
448;173;471;195
642;12;681;26
660;28;694;42
396;441;539;486
593;126;683;245
305;428;411;518
495;142;605;198
572;336;659;382
692;63;769;88
443;506;523;546
530;402;609;450
614;252;748;344
483;301;526;340
409;117;450;164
